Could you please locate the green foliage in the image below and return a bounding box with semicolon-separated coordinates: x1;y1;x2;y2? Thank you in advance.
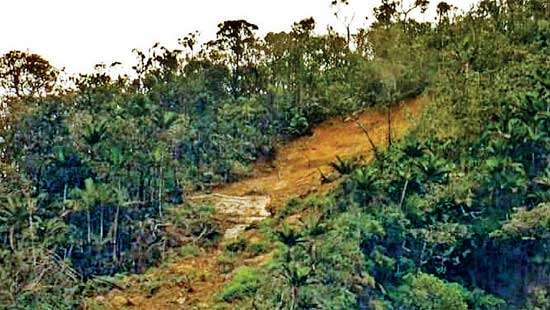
491;203;550;240
1;0;549;308
236;3;549;308
247;240;268;256
179;244;202;258
331;155;361;175
224;236;249;253
394;273;469;310
219;266;262;302
525;286;550;310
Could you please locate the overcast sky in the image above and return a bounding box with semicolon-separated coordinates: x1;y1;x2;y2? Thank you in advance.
0;0;478;74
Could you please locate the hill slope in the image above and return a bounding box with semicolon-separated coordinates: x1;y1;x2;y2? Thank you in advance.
96;97;425;309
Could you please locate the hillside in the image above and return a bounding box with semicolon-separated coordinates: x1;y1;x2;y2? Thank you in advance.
0;1;548;309
96;97;425;309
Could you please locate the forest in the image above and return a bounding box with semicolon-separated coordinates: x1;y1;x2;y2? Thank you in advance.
0;0;548;309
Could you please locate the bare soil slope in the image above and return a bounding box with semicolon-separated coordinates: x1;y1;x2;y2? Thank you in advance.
219;97;424;208
95;97;425;309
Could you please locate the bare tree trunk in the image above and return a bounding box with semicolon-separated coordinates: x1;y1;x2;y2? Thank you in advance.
100;205;104;243
63;183;68;211
398;179;409;210
29;208;36;267
9;226;15;251
387;104;393;147
356;122;381;161
87;210;91;244
158;161;163;218
112;204;120;262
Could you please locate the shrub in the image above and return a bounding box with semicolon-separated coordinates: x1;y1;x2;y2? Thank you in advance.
219;267;262;302
224;237;249;253
394;273;469;310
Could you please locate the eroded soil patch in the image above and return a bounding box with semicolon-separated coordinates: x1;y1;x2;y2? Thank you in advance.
95;97;425;309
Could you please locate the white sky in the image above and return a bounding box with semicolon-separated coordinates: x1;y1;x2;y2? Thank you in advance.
0;0;478;75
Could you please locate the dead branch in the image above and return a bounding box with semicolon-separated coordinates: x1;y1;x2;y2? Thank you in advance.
356;122;382;161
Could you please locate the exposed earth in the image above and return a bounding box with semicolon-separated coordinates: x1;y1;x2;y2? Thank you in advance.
94;97;425;309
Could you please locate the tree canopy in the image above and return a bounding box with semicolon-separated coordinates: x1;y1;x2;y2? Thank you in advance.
0;0;548;308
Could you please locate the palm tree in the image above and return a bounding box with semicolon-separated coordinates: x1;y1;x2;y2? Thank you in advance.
82;121;108;147
111;187;130;262
274;224;306;249
0;195;39;266
67;178;112;244
281;262;313;310
0;196;28;251
152;110;178;130
351;167;381;205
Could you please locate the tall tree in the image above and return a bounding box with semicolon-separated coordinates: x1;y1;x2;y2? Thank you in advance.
209;20;259;98
0;51;58;99
436;1;453;24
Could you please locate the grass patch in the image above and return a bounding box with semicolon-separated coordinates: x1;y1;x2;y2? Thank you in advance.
218;267;263;302
179;244;202;258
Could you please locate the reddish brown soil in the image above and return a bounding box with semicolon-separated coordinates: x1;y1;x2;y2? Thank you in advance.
92;97;425;309
219;97;424;209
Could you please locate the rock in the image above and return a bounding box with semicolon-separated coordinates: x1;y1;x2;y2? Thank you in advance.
177;297;187;305
190;194;271;239
224;224;249;239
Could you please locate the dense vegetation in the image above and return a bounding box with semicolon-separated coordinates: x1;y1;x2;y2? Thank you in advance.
0;0;548;309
